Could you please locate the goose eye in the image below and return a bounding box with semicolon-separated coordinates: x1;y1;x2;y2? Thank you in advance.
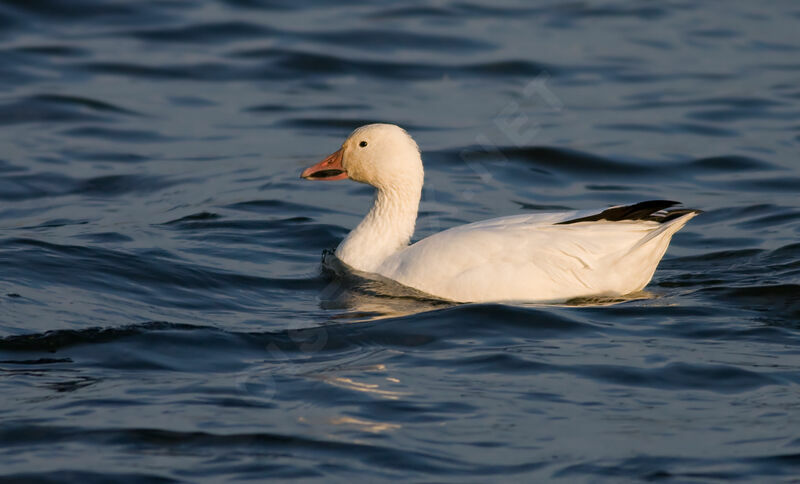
359;141;367;147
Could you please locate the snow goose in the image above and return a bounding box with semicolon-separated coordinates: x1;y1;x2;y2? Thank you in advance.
301;123;699;303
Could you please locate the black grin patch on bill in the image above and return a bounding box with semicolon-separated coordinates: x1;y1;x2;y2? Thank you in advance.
308;169;345;178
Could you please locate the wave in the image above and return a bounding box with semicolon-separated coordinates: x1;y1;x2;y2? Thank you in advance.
0;173;181;201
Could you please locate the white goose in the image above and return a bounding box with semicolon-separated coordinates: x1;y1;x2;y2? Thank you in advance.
301;123;699;303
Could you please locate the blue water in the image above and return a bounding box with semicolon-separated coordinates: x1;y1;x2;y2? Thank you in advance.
1;0;799;481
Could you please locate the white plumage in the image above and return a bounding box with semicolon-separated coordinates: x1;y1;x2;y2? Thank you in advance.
301;123;699;303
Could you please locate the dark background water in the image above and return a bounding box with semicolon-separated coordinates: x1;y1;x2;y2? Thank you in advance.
1;0;799;481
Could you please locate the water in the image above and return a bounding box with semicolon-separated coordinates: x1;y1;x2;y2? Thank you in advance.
1;0;799;481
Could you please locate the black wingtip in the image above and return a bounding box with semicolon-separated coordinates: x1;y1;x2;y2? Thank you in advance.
557;200;699;225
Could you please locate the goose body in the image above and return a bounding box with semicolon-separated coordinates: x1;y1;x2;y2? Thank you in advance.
301;124;699;303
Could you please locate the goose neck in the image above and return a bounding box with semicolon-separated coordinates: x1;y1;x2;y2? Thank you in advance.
334;183;421;273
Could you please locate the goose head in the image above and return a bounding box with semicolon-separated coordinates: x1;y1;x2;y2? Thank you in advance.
301;123;424;191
